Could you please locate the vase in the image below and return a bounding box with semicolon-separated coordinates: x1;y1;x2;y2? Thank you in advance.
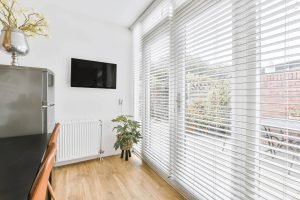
0;27;29;66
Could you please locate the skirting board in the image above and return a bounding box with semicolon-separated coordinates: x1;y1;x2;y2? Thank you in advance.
55;154;103;167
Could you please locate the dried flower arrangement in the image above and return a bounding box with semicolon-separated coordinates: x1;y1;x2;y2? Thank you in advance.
0;0;48;37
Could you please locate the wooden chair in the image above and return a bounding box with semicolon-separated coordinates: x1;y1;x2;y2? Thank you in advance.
41;123;61;164
48;123;61;147
29;144;57;200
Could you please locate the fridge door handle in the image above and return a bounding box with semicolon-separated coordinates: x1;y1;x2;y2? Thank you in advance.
42;103;55;108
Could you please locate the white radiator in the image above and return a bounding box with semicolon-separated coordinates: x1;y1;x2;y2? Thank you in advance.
55;120;103;166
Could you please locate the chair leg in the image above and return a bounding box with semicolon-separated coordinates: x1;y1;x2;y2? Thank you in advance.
120;150;124;159
47;181;57;200
128;150;131;157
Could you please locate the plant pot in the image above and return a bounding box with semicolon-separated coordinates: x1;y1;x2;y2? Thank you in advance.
0;27;29;66
121;143;133;151
120;142;133;161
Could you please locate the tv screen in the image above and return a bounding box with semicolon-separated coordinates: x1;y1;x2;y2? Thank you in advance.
71;58;117;89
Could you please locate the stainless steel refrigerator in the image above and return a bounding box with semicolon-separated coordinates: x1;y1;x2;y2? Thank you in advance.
0;65;55;137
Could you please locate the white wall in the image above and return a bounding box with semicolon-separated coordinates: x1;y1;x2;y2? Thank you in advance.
1;1;133;156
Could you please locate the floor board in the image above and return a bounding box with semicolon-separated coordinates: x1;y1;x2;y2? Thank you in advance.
53;154;184;200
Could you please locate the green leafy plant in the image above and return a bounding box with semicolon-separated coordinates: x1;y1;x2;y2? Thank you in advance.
186;72;231;137
112;115;142;150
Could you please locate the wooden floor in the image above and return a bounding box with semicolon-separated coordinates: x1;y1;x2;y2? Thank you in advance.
53;154;184;200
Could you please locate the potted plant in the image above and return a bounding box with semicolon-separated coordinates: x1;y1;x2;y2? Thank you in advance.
112;115;141;161
0;0;48;65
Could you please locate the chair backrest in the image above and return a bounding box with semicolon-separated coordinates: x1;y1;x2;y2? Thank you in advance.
29;145;57;200
48;123;61;147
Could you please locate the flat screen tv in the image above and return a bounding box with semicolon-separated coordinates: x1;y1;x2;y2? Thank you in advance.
71;58;117;89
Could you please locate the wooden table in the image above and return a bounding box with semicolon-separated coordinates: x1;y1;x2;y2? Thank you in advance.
0;134;48;200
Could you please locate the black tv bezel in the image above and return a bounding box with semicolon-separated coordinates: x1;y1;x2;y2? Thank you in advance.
70;58;117;89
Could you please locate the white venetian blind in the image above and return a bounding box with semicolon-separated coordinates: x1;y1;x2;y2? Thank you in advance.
132;23;143;155
142;23;172;176
172;0;236;199
172;0;300;199
132;0;300;199
255;0;300;199
137;0;173;177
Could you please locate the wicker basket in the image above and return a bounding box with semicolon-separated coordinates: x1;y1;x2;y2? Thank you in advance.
121;142;133;150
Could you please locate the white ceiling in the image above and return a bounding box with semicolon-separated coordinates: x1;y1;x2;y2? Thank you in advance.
24;0;153;27
55;0;153;28
89;0;153;27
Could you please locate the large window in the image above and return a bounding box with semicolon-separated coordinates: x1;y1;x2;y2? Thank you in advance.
257;0;300;199
174;0;234;199
132;0;300;199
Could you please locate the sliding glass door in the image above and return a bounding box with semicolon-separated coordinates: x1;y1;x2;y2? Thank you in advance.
172;0;235;199
142;18;172;176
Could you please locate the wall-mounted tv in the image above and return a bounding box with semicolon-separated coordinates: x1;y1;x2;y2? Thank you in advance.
71;58;117;89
